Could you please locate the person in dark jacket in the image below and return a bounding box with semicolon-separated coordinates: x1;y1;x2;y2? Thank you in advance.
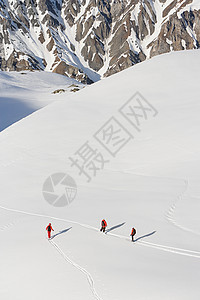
46;223;54;239
130;227;136;242
100;219;107;233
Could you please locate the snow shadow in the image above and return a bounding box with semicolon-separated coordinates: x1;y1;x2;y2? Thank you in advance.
106;222;126;234
50;227;72;240
0;96;38;132
135;231;156;242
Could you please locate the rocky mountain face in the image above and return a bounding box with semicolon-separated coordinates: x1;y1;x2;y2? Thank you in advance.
0;0;200;83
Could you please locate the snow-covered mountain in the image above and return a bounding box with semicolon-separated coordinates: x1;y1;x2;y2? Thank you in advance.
0;0;200;82
0;50;200;300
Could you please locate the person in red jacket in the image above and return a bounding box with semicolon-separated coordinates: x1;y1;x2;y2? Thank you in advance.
100;219;107;233
130;227;136;242
46;223;54;239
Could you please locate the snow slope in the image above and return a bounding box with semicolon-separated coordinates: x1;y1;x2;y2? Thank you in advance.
0;71;84;132
0;50;200;300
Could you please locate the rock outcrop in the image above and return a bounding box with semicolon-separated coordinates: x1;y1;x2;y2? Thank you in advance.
0;0;199;82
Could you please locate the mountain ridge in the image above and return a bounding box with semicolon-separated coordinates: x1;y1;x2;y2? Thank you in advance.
0;0;200;82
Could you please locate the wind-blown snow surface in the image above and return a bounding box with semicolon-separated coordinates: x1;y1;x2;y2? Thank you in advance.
0;50;200;300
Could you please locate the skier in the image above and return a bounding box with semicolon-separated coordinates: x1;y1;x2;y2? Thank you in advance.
100;219;107;233
130;227;136;242
46;223;54;239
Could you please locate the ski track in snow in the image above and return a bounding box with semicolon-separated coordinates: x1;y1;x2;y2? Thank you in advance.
0;206;103;300
0;219;19;231
0;215;24;231
49;239;103;300
137;240;200;259
165;179;190;230
0;203;200;260
105;232;200;259
165;179;200;236
108;170;200;237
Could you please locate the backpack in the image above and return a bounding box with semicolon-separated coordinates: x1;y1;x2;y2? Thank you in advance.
132;228;136;235
47;225;51;231
102;220;107;227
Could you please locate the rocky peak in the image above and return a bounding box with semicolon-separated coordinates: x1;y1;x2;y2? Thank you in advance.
0;0;199;82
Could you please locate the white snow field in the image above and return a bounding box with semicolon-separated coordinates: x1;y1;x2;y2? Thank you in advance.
0;50;200;300
0;71;84;132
